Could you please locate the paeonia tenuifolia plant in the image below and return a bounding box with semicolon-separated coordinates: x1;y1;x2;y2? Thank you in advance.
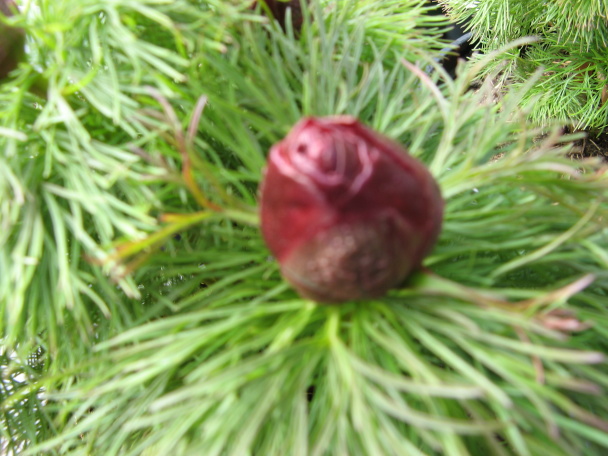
260;116;444;303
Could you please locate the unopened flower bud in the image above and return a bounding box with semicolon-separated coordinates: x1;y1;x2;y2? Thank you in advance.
260;116;443;303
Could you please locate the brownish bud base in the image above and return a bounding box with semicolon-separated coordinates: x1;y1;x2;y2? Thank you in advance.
282;216;419;304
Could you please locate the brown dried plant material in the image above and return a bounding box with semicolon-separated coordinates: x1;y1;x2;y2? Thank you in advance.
537;309;592;333
253;0;309;33
0;0;24;80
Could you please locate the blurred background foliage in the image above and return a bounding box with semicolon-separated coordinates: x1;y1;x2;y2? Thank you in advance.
438;0;608;132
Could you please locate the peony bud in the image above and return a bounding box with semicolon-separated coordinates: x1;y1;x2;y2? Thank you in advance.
0;0;24;81
260;116;444;303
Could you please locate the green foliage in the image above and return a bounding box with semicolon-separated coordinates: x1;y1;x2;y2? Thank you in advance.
1;1;608;455
438;0;608;131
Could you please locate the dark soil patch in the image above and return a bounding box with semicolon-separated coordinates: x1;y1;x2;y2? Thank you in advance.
567;130;608;162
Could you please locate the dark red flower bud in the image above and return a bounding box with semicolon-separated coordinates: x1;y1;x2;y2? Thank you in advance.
0;0;24;81
260;116;444;303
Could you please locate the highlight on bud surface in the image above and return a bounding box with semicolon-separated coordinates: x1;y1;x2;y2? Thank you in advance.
259;116;444;303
